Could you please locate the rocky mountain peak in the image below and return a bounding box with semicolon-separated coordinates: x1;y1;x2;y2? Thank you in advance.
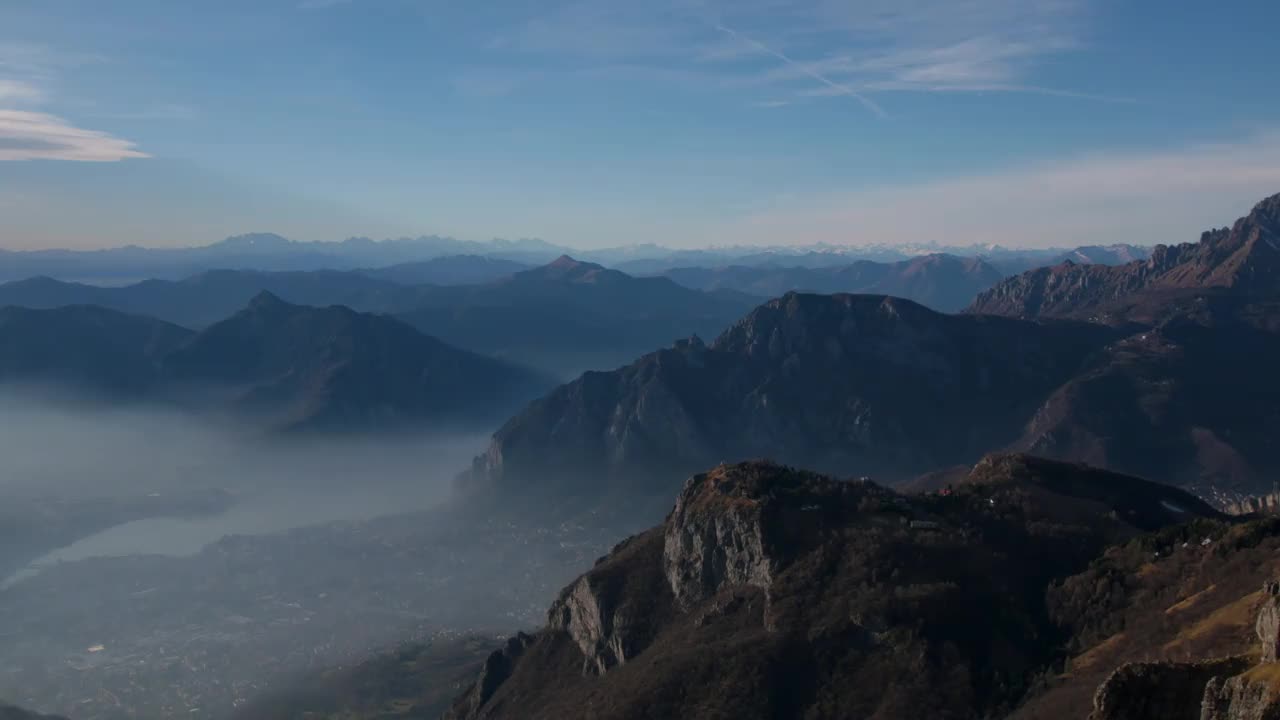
969;192;1280;320
547;254;586;270
246;289;288;312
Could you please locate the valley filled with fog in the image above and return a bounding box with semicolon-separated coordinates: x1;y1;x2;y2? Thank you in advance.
0;391;625;719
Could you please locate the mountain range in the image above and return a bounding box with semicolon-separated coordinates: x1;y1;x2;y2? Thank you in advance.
659;253;1005;312
968;194;1280;321
464;292;1115;505
0;227;1147;286
0;257;758;378
0;295;548;431
463;194;1280;503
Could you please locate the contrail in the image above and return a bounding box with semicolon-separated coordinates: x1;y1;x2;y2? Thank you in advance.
714;22;887;118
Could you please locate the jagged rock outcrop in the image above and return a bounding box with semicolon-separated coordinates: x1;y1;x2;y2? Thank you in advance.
663;466;780;610
1089;658;1253;720
545;530;673;675
1201;669;1280;720
969;192;1280;321
447;633;535;720
1088;581;1280;720
447;457;1218;720
1258;582;1280;664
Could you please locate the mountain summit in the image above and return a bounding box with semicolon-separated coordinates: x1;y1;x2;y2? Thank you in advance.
463;292;1112;503
162;295;550;430
968;192;1280;320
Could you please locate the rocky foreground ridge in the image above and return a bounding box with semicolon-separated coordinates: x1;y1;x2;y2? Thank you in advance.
1090;580;1280;720
445;455;1219;720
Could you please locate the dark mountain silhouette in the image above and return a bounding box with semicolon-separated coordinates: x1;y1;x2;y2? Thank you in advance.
0;305;192;395
358;255;530;285
0;270;409;328
161;292;551;431
464;292;1114;503
442;457;1218;720
661;253;1005;312
0;258;756;377
0;233;568;283
394;256;759;378
0;703;67;720
0;294;549;431
1011;294;1280;495
969;193;1280;320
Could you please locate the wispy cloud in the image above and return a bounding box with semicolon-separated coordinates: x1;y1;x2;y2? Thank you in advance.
721;131;1280;248
0;79;45;105
480;0;1102;111
0;43;151;160
713;22;886;117
297;0;356;9
0;110;148;162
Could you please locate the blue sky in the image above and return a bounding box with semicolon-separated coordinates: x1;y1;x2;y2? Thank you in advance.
2;0;1279;250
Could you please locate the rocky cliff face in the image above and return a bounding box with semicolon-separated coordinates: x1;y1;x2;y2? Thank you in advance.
446;456;1217;720
545;529;673;675
1089;658;1254;720
1088;581;1280;720
969;192;1280;321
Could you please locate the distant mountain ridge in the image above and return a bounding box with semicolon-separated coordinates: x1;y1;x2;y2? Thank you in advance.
0;227;1148;285
968;193;1280;320
358;255;530;285
0;305;192;396
660;253;1004;312
0;295;550;432
0;257;759;377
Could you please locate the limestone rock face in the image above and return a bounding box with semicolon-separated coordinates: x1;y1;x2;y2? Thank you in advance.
1258;581;1280;664
1088;581;1280;720
662;469;775;610
544;529;673;677
444;633;534;720
1088;658;1252;720
547;575;637;675
1200;670;1280;720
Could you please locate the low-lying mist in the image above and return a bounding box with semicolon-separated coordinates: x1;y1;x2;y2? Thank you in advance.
0;387;624;720
0;387;491;580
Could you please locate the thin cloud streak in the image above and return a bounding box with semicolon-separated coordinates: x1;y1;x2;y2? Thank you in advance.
0;110;149;162
484;0;1099;110
713;22;887;117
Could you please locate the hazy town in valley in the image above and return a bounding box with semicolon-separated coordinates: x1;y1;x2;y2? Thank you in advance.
3;2;1280;719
